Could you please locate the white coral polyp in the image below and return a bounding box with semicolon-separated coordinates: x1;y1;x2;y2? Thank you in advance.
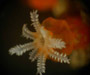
9;10;70;75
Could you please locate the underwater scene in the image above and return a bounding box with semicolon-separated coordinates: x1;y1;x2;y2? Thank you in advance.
1;0;90;75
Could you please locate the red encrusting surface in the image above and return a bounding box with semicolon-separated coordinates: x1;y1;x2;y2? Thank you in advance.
66;16;90;50
42;17;75;55
42;17;90;56
30;0;58;11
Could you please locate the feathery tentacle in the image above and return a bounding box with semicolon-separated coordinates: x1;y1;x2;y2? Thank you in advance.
37;55;46;75
29;48;38;62
49;48;70;64
9;42;34;56
49;38;66;49
22;24;36;39
30;10;40;32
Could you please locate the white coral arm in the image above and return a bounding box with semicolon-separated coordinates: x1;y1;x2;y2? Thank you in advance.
9;42;34;56
37;55;46;75
30;10;40;32
49;38;66;49
22;24;36;39
49;48;70;64
29;48;38;62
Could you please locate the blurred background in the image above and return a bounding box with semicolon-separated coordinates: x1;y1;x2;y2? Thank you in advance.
0;0;90;75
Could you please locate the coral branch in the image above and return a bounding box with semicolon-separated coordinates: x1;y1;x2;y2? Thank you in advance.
9;42;34;56
22;24;36;39
29;48;38;62
49;49;70;64
49;38;66;49
37;55;46;75
30;10;40;31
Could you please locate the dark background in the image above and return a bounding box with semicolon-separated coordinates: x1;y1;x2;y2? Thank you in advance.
0;0;90;75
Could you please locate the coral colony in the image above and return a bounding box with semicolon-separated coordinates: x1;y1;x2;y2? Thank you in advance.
9;10;70;75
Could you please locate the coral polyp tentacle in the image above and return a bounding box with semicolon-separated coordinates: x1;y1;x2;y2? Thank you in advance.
48;48;70;64
29;48;38;62
22;24;36;39
37;55;46;75
9;42;34;56
49;38;66;49
30;10;40;32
